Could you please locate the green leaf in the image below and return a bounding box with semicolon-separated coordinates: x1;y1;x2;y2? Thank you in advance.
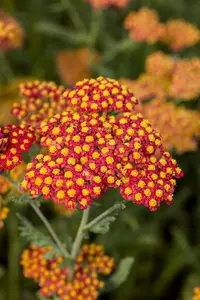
89;216;116;234
17;214;62;257
102;257;134;293
34;21;88;44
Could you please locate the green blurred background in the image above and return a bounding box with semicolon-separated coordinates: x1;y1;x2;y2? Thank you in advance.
0;0;200;299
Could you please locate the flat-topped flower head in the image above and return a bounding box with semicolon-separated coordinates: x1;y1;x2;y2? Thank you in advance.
0;125;35;172
124;8;165;44
137;99;200;153
146;51;175;77
162;19;200;51
169;58;200;100
0;10;24;51
85;0;130;9
120;75;168;102
21;243;114;299
11;80;67;129
22;107;183;211
62;76;138;113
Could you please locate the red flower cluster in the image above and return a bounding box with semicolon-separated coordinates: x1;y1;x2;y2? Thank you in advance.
11;80;67;129
21;243;114;299
124;8;165;44
162;19;200;51
22;102;183;211
85;0;130;9
62;77;138;113
0;125;35;172
0;10;24;51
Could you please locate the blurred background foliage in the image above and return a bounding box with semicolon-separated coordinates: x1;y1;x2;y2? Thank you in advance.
0;0;200;299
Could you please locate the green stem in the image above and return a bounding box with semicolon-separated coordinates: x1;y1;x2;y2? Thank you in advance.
84;203;123;230
61;0;86;32
7;207;20;300
71;208;90;260
100;39;138;64
28;200;71;259
3;173;71;259
0;52;14;82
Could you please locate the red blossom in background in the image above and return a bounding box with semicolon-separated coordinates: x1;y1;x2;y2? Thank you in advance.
85;0;130;9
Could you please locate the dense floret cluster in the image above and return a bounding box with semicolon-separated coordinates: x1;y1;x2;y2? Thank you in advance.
85;0;130;9
0;125;35;172
21;243;115;299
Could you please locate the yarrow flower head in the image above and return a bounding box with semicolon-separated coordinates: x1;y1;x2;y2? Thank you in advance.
193;287;200;300
124;8;165;44
120;75;168;102
136;98;200;153
0;125;35;172
85;0;130;9
169;58;200;100
21;243;115;299
11;80;67;129
0;9;24;51
145;51;175;78
22;80;183;211
56;48;100;86
162;19;200;51
62;77;138;113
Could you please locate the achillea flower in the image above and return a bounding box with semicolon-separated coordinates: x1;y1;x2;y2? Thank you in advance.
0;10;24;50
124;8;165;44
136;99;200;153
146;51;175;77
56;48;100;86
0;125;35;172
85;0;130;9
22;94;183;211
162;19;200;51
21;243;114;299
194;287;200;300
11;80;67;129
120;74;168;102
169;58;200;100
62;77;138;113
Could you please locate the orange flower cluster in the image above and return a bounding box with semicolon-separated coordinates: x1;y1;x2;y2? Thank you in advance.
0;201;9;229
124;8;200;50
120;75;168;101
169;58;200;100
122;52;200;101
85;0;130;9
193;287;200;300
162;19;200;51
137;99;200;153
21;78;183;211
56;48;99;86
21;244;114;299
11;80;67;129
0;10;24;51
146;51;175;78
62;77;138;113
124;8;165;44
0;124;35;172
